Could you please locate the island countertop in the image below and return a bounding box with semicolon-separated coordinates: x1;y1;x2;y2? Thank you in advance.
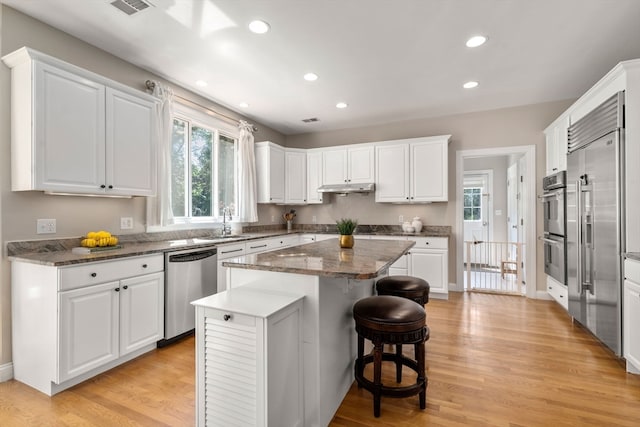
222;237;415;280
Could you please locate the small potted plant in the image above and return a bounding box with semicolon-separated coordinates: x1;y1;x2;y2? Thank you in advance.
336;218;358;248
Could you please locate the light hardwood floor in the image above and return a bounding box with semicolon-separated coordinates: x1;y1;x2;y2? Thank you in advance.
1;292;640;426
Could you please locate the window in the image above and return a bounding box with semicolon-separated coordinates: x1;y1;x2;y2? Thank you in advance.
463;187;482;221
170;106;237;223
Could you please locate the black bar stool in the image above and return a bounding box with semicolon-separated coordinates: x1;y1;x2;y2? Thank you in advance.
353;295;429;417
376;275;430;381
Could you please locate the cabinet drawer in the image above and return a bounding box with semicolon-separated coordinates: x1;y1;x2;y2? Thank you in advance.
217;243;246;259
245;238;275;254
410;237;448;250
625;258;640;283
204;307;256;328
59;254;163;291
547;275;568;310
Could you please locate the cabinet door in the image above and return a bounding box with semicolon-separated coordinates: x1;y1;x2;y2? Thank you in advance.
410;250;448;296
59;281;119;382
34;62;106;193
375;144;409;202
411;140;448;201
285;150;307;204
256;143;285;203
545;127;559;175
106;87;156;196
306;151;324;204
624;280;640;371
347;146;374;183
119;272;164;355
322;148;348;185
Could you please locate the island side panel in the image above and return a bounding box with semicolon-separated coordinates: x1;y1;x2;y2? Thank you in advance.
317;276;375;426
227;268;374;427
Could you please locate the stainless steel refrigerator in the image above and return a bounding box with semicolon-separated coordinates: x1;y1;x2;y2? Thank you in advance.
566;92;624;355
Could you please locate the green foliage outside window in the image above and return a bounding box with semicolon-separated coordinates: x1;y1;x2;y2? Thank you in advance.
463;187;482;221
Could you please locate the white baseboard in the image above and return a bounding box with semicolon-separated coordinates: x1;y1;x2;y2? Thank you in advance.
0;362;14;382
536;290;553;300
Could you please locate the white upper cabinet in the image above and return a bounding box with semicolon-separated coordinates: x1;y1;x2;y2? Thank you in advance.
284;149;307;204
306;150;324;204
322;144;374;185
255;141;285;203
2;47;157;196
544;113;570;176
375;135;450;203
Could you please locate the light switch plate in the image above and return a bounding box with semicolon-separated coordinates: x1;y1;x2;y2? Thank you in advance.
37;219;56;234
120;217;133;229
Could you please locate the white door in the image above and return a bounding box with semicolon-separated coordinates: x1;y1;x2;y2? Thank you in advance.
507;163;519;253
59;281;119;382
106;87;156;196
463;172;492;264
306;151;324;204
347;146;374;183
119;272;164;355
411;140;448;201
322;148;347;185
285;150;307;204
410;250;448;295
35;61;105;193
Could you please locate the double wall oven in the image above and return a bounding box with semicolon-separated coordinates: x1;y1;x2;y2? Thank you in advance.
540;170;567;285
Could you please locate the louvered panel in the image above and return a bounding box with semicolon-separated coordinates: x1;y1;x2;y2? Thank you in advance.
568;91;624;152
204;317;258;426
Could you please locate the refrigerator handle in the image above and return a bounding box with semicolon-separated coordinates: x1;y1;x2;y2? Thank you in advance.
576;179;583;294
577;177;594;294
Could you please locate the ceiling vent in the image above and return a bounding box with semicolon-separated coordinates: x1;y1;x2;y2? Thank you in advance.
302;117;319;123
110;0;153;15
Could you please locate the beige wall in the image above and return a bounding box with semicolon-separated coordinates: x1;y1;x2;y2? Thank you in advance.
0;6;285;366
285;99;574;295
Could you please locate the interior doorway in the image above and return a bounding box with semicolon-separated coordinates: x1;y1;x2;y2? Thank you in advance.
455;146;536;299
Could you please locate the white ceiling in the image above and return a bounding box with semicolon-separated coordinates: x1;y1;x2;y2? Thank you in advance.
4;0;640;135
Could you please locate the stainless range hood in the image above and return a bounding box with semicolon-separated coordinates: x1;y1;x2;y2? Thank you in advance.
317;183;375;194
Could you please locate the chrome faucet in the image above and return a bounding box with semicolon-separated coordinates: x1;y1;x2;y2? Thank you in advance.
221;206;232;236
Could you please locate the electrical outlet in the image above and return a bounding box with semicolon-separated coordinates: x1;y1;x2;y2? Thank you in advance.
399;215;404;223
120;217;133;229
37;219;56;234
312;215;317;223
271;215;275;223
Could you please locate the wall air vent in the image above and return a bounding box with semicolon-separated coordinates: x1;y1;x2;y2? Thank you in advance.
111;0;153;15
302;117;319;123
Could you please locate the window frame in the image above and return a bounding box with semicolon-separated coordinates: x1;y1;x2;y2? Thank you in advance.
463;186;483;222
169;102;239;227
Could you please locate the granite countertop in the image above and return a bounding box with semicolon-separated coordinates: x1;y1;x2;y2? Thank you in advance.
222;238;415;280
6;225;449;267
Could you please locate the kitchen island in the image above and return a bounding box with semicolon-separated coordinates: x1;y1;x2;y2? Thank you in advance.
220;238;414;427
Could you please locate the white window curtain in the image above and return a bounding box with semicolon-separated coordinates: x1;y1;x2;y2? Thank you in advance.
147;82;174;227
237;120;258;222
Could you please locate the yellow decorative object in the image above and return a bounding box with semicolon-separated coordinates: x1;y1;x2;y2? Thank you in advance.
82;231;118;247
81;238;97;248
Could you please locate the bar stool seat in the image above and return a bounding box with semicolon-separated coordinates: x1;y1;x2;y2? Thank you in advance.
353;295;428;417
376;275;430;305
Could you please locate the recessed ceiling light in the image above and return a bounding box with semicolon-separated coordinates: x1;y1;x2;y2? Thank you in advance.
336;102;348;109
466;35;487;48
195;80;208;87
304;72;318;81
249;20;270;34
239;102;249;108
463;81;479;89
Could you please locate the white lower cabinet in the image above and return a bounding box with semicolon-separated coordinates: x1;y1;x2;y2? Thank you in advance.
193;288;304;427
546;275;568;310
408;237;449;298
217;242;247;293
11;254;164;395
624;258;640;374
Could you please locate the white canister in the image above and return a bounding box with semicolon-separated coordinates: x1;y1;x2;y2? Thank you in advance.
411;217;423;233
402;221;412;232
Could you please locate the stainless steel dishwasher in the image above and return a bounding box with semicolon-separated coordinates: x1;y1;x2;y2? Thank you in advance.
159;246;217;346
